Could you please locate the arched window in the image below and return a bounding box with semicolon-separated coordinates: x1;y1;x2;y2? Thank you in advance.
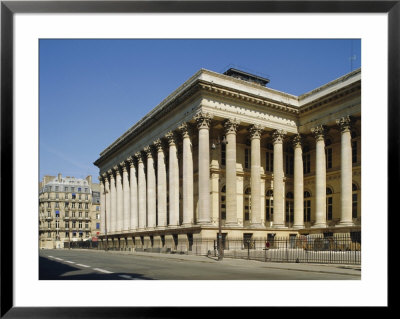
352;183;359;219
221;185;226;220
266;189;273;222
326;187;333;221
244;187;251;221
285;192;294;225
304;191;311;222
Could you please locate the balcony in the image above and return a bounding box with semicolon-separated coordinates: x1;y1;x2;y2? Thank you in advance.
45;216;53;221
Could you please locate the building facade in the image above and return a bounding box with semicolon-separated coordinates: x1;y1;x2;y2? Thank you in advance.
39;174;101;249
94;68;361;252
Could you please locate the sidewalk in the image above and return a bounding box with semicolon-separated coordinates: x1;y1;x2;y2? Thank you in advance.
87;249;361;276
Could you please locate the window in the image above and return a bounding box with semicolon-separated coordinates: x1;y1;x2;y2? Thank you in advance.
71;203;75;208
72;211;75;218
326;188;333;221
65;202;69;207
65;193;68;199
85;195;88;200
79;211;82;218
55;186;59;192
85;188;88;193
221;143;226;166
55;221;59;229
78;187;81;193
72;221;76;228
85;212;89;218
352;141;358;164
78;221;82;229
220;186;226;220
85;222;89;229
72;194;76;200
96;206;100;211
266;190;273;222
304;191;311;222
55;202;59;208
79;194;81;200
285;192;294;225
285;154;294;175
71;187;75;192
244;148;251;169
47;202;51;208
55;210;59;218
244;188;251;221
65;221;69;228
85;203;89;209
72;232;76;237
303;146;311;174
96;213;100;220
352;183;358;219
96;222;100;229
55;193;59;199
47;221;51;228
65;232;69;237
265;143;274;173
78;203;82;209
47;232;51;238
64;187;68;192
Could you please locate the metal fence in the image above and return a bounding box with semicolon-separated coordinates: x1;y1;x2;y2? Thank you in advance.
64;240;98;249
95;233;361;265
176;234;361;265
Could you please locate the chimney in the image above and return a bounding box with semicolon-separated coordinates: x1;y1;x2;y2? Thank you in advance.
86;175;92;185
58;173;62;181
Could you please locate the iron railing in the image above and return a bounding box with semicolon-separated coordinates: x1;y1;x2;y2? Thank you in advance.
97;233;361;265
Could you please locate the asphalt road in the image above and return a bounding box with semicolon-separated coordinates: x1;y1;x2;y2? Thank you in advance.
39;249;361;280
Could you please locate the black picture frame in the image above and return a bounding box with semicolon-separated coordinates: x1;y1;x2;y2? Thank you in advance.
1;1;395;317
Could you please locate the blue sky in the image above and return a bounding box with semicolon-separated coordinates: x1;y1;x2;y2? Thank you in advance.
39;39;361;182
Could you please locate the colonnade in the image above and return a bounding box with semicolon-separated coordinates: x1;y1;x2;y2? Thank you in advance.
99;113;355;236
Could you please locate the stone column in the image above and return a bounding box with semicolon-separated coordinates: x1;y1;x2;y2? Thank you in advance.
224;118;240;226
154;139;167;228
249;124;263;227
311;125;327;228
272;129;286;228
145;146;156;229
195;112;212;224
109;169;117;233
104;173;111;235
99;175;106;235
136;151;147;230
122;162;130;232
127;156;138;231
166;131;179;227
292;134;304;229
179;123;194;226
115;165;123;233
337;116;354;226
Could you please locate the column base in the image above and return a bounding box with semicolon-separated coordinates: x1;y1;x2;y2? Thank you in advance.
292;224;305;229
336;221;354;227
311;223;327;228
249;223;265;229
197;219;212;225
272;224;288;229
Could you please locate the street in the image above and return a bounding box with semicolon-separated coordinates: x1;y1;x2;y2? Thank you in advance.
39;249;361;280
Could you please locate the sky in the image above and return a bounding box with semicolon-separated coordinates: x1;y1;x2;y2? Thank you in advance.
39;39;361;182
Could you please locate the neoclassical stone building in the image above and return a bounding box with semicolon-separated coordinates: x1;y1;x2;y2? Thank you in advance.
94;68;361;252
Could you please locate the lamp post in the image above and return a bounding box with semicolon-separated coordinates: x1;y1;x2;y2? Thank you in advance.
211;135;227;261
103;189;108;251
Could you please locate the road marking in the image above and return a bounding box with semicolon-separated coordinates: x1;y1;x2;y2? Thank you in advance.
119;275;132;280
48;256;54;258
93;268;113;274
76;264;90;268
65;261;75;264
54;257;63;261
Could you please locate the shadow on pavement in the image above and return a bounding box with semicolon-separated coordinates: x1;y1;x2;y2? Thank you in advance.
39;256;152;280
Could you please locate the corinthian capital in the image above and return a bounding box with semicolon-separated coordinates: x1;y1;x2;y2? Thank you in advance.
272;129;287;144
127;156;136;167
153;138;166;152
224;118;240;135
165;131;177;146
178;122;192;138
292;134;304;148
248;124;263;139
135;151;144;163
144;145;154;158
311;125;327;141
194;111;213;130
336;116;353;133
